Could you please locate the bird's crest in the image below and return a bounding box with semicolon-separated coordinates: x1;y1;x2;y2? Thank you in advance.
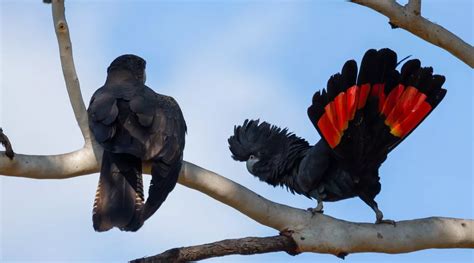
228;119;295;161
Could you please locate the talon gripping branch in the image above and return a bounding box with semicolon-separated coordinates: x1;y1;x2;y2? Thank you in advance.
228;48;446;224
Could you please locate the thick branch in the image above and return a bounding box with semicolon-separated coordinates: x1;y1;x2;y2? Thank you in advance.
130;235;297;263
50;0;91;142
351;0;474;68
0;145;98;179
1;151;473;257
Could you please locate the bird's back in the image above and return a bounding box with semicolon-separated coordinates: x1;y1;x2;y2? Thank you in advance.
89;83;186;160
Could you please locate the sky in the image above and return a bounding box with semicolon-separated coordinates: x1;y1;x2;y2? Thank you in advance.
0;0;472;262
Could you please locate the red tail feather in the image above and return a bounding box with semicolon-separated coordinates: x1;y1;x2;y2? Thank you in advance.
308;48;446;154
381;84;404;116
357;83;370;109
317;113;342;148
346;85;358;121
334;92;348;131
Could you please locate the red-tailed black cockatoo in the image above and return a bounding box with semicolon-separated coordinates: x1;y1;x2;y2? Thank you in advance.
88;55;186;232
228;48;446;224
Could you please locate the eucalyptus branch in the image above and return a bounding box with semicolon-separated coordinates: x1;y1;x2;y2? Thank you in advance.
351;0;474;67
2;153;473;259
50;0;91;143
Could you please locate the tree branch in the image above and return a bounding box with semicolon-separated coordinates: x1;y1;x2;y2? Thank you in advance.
130;235;298;263
1;151;473;258
0;0;472;261
0;128;14;159
351;0;474;68
406;0;421;15
50;0;91;143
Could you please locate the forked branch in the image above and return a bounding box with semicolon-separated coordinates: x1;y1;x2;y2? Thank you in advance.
351;0;474;68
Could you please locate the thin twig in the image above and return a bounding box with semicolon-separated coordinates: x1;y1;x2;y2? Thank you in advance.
351;0;474;68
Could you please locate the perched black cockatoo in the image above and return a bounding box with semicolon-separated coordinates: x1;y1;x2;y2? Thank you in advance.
228;48;446;224
88;54;186;232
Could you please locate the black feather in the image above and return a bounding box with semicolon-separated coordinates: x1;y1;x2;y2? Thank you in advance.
228;119;310;188
230;48;447;224
88;54;186;232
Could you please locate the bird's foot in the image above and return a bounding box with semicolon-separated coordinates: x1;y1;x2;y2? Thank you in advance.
375;210;396;226
376;218;396;226
307;207;324;215
307;201;324;215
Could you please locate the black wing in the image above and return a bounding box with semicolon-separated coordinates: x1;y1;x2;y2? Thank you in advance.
129;90;187;222
88;83;186;229
88;84;186;161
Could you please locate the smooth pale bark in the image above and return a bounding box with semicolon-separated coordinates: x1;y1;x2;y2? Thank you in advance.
1;149;473;257
51;0;91;142
0;0;472;261
351;0;474;68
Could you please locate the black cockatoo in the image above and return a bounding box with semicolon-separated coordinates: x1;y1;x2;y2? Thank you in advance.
88;54;186;232
228;48;446;224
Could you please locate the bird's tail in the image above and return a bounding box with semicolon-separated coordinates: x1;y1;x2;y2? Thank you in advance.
92;151;144;232
308;48;446;170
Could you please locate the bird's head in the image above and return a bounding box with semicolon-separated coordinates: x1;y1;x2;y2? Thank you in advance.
228;119;298;182
107;54;146;84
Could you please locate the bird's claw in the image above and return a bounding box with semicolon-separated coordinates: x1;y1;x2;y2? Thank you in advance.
307;207;324;214
376;219;396;226
307;200;324;216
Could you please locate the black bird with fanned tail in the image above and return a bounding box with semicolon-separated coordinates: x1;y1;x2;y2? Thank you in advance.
229;48;446;224
88;54;186;232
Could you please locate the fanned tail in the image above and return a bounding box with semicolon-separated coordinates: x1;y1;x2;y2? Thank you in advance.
92;151;144;232
308;48;446;169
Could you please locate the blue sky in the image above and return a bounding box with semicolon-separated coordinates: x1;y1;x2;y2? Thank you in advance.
1;0;472;262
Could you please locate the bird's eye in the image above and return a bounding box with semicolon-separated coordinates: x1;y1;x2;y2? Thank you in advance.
249;155;255;160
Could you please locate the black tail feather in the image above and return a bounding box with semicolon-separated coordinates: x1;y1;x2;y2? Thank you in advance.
92;151;143;232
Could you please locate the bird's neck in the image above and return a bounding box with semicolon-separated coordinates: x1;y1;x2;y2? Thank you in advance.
105;70;140;85
264;134;311;186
